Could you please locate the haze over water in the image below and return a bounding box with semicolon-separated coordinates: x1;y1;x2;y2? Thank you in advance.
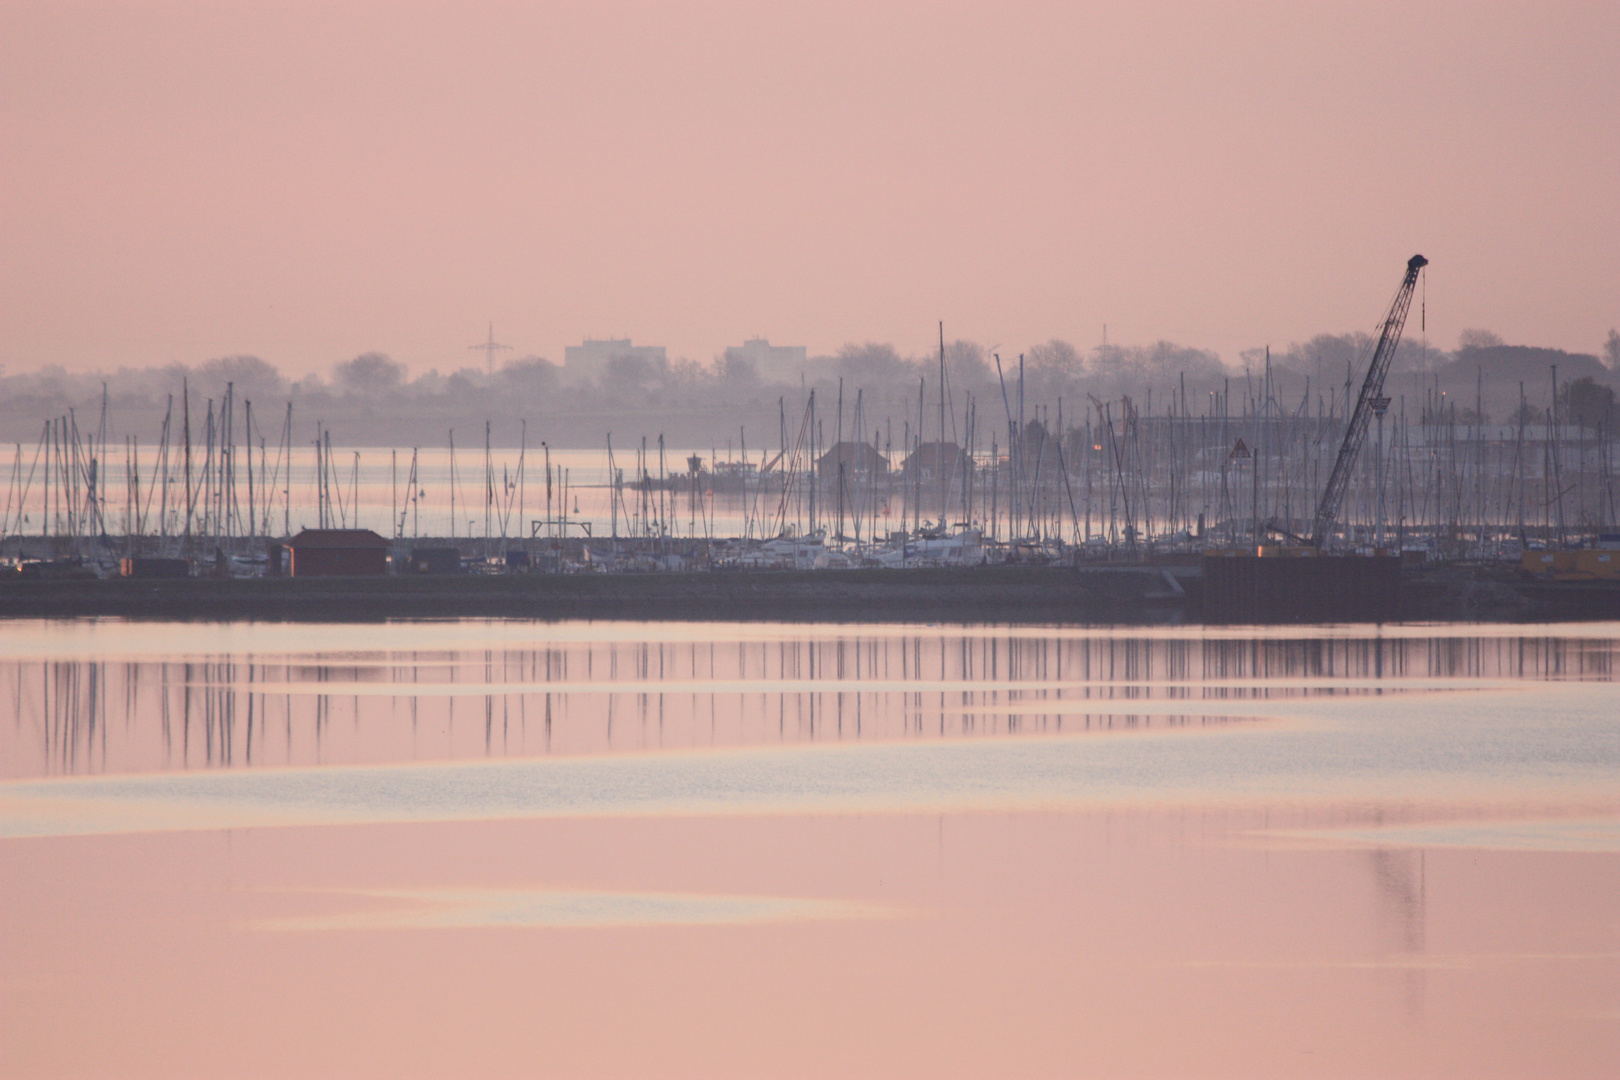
5;2;1618;1074
2;618;1616;1078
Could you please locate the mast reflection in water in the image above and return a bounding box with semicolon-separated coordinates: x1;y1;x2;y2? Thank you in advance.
5;622;1613;778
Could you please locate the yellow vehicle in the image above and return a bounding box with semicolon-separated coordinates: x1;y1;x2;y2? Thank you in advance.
1521;550;1620;581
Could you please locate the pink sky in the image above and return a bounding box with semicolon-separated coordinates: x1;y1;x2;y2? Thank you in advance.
3;1;1616;377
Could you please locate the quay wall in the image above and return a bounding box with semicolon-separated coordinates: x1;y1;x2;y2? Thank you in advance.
0;563;1596;624
0;567;1182;624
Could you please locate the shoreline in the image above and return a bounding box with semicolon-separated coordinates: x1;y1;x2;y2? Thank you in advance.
1;564;1613;624
0;567;1168;624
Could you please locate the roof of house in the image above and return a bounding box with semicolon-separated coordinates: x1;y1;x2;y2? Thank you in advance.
817;441;889;467
286;528;390;548
902;441;967;466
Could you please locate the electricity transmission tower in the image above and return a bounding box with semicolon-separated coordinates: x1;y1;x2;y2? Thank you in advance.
469;322;512;376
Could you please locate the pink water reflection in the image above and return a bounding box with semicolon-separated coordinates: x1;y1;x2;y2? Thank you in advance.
3;807;1616;1079
7;622;1615;778
2;620;1616;1077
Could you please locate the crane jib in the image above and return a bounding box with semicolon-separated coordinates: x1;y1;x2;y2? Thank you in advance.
1309;254;1428;550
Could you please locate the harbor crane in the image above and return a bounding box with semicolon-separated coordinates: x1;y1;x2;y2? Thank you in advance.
1309;254;1427;549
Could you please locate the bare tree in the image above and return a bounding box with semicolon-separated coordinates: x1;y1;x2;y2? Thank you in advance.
333;353;406;394
1457;328;1504;352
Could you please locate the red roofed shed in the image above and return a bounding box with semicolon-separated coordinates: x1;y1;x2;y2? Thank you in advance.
284;529;390;577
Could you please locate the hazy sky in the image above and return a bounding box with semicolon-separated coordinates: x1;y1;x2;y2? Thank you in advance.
3;1;1616;378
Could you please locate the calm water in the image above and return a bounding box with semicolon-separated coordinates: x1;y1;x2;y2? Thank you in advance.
2;619;1617;1078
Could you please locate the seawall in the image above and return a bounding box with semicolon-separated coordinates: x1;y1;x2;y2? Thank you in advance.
0;566;1184;624
1;563;1607;624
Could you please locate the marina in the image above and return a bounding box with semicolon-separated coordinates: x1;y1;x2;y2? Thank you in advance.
5;259;1615;623
4;384;1614;574
5;4;1618;1074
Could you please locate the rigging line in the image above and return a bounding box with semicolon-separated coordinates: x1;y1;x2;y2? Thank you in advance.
5;426;47;537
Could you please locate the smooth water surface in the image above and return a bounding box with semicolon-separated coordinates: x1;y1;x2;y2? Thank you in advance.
2;619;1616;1078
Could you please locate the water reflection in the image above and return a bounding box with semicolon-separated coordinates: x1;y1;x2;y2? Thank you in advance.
2;624;1615;779
1370;848;1428;1022
258;888;897;932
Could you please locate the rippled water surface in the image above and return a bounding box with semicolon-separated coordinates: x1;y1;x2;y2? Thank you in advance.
2;619;1617;1079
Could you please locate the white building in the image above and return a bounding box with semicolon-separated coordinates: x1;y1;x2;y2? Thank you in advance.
563;338;666;384
723;338;807;382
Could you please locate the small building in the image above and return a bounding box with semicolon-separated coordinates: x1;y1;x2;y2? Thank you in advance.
284;529;390;577
816;441;889;480
901;442;970;483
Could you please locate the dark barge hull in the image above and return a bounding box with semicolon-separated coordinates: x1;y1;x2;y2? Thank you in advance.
1201;554;1401;624
1513;580;1620;617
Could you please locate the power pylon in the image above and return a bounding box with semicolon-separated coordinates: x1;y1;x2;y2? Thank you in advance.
469;322;512;376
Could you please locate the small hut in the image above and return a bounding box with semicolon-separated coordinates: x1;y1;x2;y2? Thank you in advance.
283;529;390;577
901;442;970;483
816;441;889;480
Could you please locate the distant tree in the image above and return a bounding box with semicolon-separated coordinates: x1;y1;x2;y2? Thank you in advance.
1457;328;1504;352
409;368;448;395
666;358;710;388
289;372;326;397
1509;400;1544;426
333;352;405;393
196;354;285;399
1392;338;1445;374
718;353;760;386
1088;343;1130;384
1604;328;1620;372
943;339;992;386
1559;376;1616;431
1082;341;1226;401
1136;341;1225;384
1026;340;1082;377
603;352;665;391
1292;333;1370;386
496;357;560;398
443;368;485;402
833;343;913;384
